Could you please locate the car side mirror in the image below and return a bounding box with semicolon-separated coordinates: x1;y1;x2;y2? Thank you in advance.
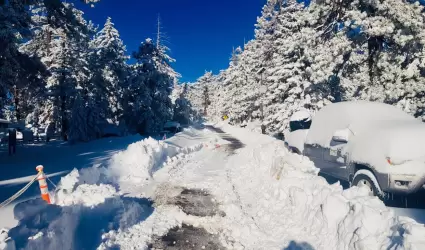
332;128;350;143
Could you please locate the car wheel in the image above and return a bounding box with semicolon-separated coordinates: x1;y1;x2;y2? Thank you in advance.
352;171;385;199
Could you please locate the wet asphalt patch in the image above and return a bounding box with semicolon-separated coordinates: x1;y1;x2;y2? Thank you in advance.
205;125;245;155
149;224;225;250
151;188;226;249
173;189;225;217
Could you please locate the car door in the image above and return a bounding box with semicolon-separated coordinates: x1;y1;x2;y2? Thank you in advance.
303;144;328;169
322;140;349;181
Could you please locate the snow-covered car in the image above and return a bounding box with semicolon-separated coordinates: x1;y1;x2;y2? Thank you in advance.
286;101;425;197
162;121;182;134
285;109;312;154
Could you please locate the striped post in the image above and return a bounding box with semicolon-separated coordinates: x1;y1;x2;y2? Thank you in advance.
36;165;51;204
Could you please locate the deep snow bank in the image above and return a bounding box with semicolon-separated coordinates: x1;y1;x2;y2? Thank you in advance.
1;136;204;250
108;137;178;191
94;124;425;250
224;137;425;249
8;193;153;250
4;126;425;250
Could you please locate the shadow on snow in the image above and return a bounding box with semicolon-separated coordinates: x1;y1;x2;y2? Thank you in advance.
8;196;153;250
283;241;315;250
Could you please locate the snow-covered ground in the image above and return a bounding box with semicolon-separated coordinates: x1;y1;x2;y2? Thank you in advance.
0;135;144;228
2;123;425;250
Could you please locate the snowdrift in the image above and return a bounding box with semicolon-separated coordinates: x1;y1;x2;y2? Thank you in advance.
225;138;425;249
96;124;425;250
3;125;425;250
1;136;203;250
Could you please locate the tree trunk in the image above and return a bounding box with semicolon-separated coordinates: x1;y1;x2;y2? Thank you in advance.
60;93;67;141
14;88;21;121
60;72;68;141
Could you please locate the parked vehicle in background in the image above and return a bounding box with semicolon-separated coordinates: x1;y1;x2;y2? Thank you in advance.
9;122;31;142
286;101;425;198
0;119;11;144
0;120;31;144
163;121;182;134
285;110;312;154
38;122;56;142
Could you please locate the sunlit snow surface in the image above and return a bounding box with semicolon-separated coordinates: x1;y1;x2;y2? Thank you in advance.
2;124;425;250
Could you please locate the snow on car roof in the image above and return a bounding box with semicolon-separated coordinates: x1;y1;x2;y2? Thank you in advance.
164;121;180;128
290;109;312;122
305;101;416;148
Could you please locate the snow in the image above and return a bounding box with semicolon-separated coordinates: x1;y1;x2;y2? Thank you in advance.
305;101;415;148
107;137;181;194
285;129;308;153
0;229;14;250
0;135;144;229
304;101;425;176
392;208;425;224
2;123;425;250
353;169;384;196
331;127;351;142
290;109;312;122
164;121;181;129
346;120;425;176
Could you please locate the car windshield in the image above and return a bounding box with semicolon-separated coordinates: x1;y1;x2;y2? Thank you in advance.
289;119;311;132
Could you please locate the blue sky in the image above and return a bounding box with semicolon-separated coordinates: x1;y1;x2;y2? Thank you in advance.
75;0;267;83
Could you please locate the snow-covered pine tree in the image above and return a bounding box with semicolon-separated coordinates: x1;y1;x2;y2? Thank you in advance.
202;86;210;116
0;0;47;120
306;0;425;120
154;15;181;84
186;0;425;135
186;70;224;121
21;1;94;139
261;0;335;133
86;94;102;140
68;92;88;143
173;83;192;125
122;63;152;133
348;0;425;120
90;17;128;125
126;38;174;134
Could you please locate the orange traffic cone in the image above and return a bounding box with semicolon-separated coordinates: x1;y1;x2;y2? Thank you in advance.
36;165;51;204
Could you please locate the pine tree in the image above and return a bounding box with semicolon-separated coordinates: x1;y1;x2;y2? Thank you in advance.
68;93;88;143
90;17;129;124
202;86;211;116
0;0;47;120
201;0;425;135
125;38;174;134
154;15;181;84
173;83;192;125
21;1;94;139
